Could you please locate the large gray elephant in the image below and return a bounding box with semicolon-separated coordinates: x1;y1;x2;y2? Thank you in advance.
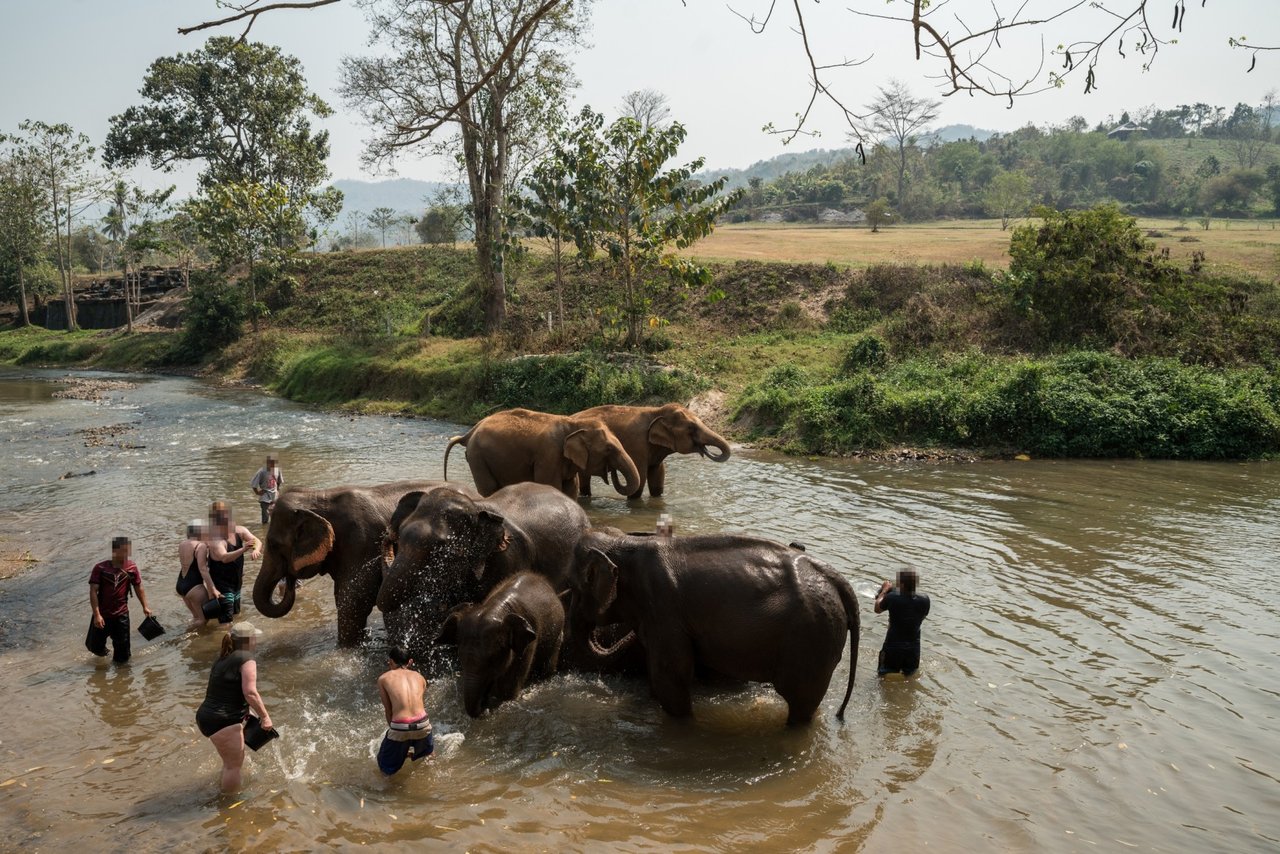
443;408;640;498
377;482;590;649
436;572;565;717
573;403;731;499
570;530;859;726
252;480;475;647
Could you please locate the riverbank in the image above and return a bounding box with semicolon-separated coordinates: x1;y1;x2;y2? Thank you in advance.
3;234;1279;459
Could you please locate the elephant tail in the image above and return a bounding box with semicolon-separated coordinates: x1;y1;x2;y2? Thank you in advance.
443;427;474;481
814;560;860;721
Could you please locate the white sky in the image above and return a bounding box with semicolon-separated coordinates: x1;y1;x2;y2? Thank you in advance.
1;0;1276;197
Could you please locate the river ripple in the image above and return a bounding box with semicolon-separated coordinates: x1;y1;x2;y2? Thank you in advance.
0;366;1277;852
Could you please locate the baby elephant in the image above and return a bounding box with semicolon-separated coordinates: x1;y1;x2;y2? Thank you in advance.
436;572;565;717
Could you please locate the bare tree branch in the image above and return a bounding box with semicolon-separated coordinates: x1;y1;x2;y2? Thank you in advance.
178;0;343;39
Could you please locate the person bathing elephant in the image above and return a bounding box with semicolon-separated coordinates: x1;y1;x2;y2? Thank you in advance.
569;530;859;726
436;572;565;717
377;483;589;649
443;408;640;499
252;480;476;647
573;403;731;500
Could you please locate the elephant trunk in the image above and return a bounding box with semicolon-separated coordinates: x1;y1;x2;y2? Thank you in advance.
376;562;407;614
462;672;493;718
253;554;296;618
608;450;640;497
699;435;731;462
588;626;637;658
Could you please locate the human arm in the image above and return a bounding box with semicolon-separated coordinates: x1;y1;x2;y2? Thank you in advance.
238;525;262;560
132;569;154;617
89;582;104;628
196;543;221;599
378;674;393;724
240;659;272;729
874;580;893;614
209;536;248;561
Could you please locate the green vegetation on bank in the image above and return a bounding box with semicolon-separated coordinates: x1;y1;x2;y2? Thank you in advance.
3;206;1279;459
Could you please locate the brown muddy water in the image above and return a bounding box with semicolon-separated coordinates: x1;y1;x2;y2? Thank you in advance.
0;367;1277;852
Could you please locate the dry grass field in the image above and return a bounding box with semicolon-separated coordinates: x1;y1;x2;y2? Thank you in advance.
684;219;1280;279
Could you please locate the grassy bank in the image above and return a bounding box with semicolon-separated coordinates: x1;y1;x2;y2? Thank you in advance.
4;217;1280;459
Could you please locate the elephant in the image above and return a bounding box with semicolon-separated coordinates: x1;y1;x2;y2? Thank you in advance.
443;408;641;499
252;480;476;647
377;482;591;650
573;403;731;499
570;530;860;726
436;572;565;717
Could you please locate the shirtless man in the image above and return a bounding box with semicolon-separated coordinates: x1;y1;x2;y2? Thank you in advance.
376;646;433;775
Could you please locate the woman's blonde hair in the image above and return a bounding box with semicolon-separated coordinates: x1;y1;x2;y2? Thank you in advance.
219;632;234;659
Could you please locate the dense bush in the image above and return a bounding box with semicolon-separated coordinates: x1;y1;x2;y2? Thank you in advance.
181;272;245;354
735;351;1280;458
488;352;705;413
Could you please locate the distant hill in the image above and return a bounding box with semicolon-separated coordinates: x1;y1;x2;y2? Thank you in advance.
331;178;457;215
695;126;1000;189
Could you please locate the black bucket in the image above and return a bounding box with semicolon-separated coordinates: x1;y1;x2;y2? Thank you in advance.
243;715;279;751
201;598;222;621
136;615;166;641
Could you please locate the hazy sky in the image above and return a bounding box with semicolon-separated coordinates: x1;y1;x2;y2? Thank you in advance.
2;0;1276;197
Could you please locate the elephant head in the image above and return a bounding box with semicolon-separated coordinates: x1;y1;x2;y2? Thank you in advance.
575;547;639;658
253;505;335;619
648;404;731;462
377;487;506;615
565;419;640;497
437;605;537;717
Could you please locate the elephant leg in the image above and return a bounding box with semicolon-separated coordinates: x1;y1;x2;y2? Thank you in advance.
559;477;580;499
334;569;379;648
468;458;500;497
775;667;828;726
578;472;593;498
646;639;695;717
647;462;666;498
541;632;563;676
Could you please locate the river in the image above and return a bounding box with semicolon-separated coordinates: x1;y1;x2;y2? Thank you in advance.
0;367;1277;852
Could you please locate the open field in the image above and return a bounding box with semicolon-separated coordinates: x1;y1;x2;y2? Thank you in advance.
685;219;1280;279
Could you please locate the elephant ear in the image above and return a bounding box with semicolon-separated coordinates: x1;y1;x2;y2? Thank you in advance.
585;548;619;615
292;509;336;577
386;491;427;544
436;604;471;645
505;613;537;655
563;428;591;471
647;415;678;450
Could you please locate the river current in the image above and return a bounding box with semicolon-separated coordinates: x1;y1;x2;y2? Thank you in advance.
0;367;1277;852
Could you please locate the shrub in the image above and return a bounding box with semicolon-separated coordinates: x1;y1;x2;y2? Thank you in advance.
181;272;245;354
841;333;889;372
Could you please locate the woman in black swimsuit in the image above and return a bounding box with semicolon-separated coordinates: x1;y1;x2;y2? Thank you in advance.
177;520;216;629
196;622;272;793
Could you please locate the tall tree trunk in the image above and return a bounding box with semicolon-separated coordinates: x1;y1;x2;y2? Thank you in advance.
123;261;134;333
553;234;563;329
64;188;78;331
896;143;907;211
17;265;30;327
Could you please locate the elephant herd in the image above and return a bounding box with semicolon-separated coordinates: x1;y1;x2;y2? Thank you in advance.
252;403;860;727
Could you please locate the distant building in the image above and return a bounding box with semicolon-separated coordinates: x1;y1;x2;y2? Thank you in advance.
1107;122;1148;140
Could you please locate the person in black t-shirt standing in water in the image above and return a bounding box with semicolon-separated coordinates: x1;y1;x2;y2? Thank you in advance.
196;622;272;793
874;569;931;677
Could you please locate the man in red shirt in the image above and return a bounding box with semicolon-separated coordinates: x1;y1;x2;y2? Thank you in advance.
87;536;154;664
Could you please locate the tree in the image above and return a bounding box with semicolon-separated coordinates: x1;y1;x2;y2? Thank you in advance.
984;172;1033;231
0;146;47;327
105;37;341;245
564;109;743;348
367;207;398;248
516;140;577;327
13;121;102;332
1199;169;1266;213
186;180;292;331
864;198;891;233
854;80;939;214
620;89;671;132
416;204;465;245
340;0;588;334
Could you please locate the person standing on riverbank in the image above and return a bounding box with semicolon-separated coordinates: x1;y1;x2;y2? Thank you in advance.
250;455;284;525
377;646;433;775
196;622;273;794
874;569;930;677
87;536;154;664
207;502;261;624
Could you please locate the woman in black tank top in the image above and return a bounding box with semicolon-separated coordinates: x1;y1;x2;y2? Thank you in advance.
197;623;273;793
207;502;262;624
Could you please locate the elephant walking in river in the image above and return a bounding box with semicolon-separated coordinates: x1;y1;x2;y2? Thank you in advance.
569;530;859;726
